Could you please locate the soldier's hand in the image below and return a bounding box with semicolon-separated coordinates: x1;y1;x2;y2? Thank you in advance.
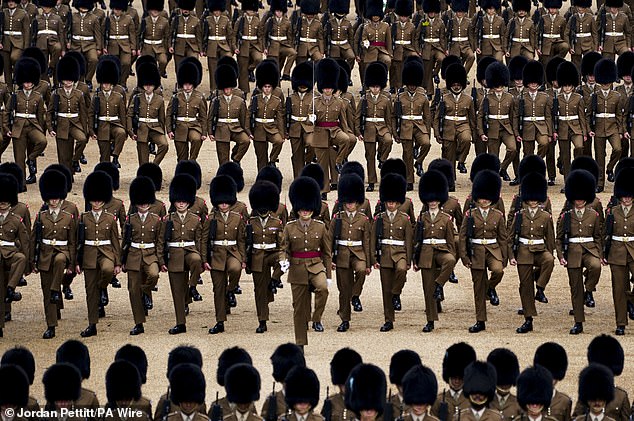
132;135;138;140
114;265;121;275
569;49;575;55
505;52;510;57
413;264;419;271
6;131;10;137
358;134;364;141
103;49;108;54
121;264;127;272
601;258;608;266
75;265;82;274
168;131;175;139
32;267;39;274
584;135;587;142
50;131;57;137
203;262;211;271
461;258;471;268
65;268;73;275
365;267;371;275
475;48;481;54
516;136;522;142
510;258;517;266
373;263;380;269
356;56;361;63
559;258;567;266
169;47;175;54
264;49;268;55
91;135;97;140
66;43;71;49
161;264;168;272
625;132;631;140
235;49;240;54
552;132;558;140
0;43;3;50
249;134;254;139
536;49;542;55
589;131;595;137
201;135;208;141
598;46;603;52
481;134;488;142
209;134;215;141
394;136;401;144
241;262;247;269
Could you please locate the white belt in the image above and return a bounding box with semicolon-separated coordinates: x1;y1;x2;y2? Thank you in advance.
542;33;560;39
331;39;348;44
291;115;307;121
299;37;317;42
168;241;195;247
138;117;159;123
422;238;447;245
423;38;440;43
144;39;163;44
213;240;237;246
208;35;226;40
255;118;275;123
177;116;197;122
445;116;467;121
38;29;57;35
0;241;15;247
381;239;405;246
519;237;545;245
176;33;196;38
109;35;129;40
242;35;258;40
606;32;624;37
612;235;633;242
58;113;79;118
488;114;509;120
512;37;530;42
482;34;498;39
269;35;287;41
576;32;592;38
3;31;22;36
98;116;119;121
85;240;112;246
596;113;616;118
218;118;239;123
337;240;363;247
401;115;423;120
559;115;579;121
523;116;546;121
470;238;497;245
366;117;384;122
131;242;155;249
42;239;68;246
569;237;593;243
15;113;36;119
394;40;411;45
72;35;94;41
253;243;277;250
452;36;469;42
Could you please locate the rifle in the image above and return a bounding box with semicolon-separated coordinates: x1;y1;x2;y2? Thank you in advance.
132;93;141;135
375;212;384;264
34;214;43;267
52;88;60;132
552;95;559;134
465;208;474;258
518;93;525;138
569;13;577;51
104;12;111;49
0;11;4;46
437;390;449;421
138;17;146;50
170;85;178;134
245;222;253;274
77;216;85;268
599;7;607;50
432;76;441;108
332;213;342;258
250;92;258;133
324;17;332;56
359;93;367;136
413;212;424;265
161;386;171;421
604;208;614;258
170;13;179;51
562;210;570;261
590;93;597;133
322;387;332;421
121;218;132;265
266;383;278;421
285;88;292;133
211;90;220;135
628;95;634;134
30;18;38;47
92;90;100;132
445;14;453;50
264;16;274;50
512;211;522;258
202;16;210;52
210;392;222;421
383;390;393;421
66;11;72;46
395;90;402;138
537;15;544;51
391;21;397;53
293;13;302;51
476;10;483;50
438;98;446;139
8;92;16;130
482;95;489;136
418;19;427;50
507;18;515;51
471;78;478;106
206;215;217;263
502;2;511;24
163;215;173;265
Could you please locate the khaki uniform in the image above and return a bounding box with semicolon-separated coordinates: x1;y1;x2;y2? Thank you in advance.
203;13;234;91
538;13;569;65
105;13;138;86
128;92;169;165
288;91;315;178
616;83;633;157
447;15;475;73
478;91;518;175
264;15;296;78
251;93;286;171
556;92;589;178
210;93;251;164
154;396;206;421
396;88;431;184
140;15;170;76
357;92;394;184
234;13;263;93
10;90;48;185
545;391;572;421
455;408;502;421
472;14;505;61
420;17;446;94
34;12;66;85
431;390;469;419
90;89;128;163
390;20;418;90
504;16;535;60
295;15;324;64
605;205;634;328
565;12;597;69
166;411;208;421
356;21;392;86
281;219;331;346
325;16;354;71
573;387;630;421
489;393;522;420
171;14;202;69
459;207;508;322
434;91;476;174
48;88;89;174
79;210;121;325
260;391;286;420
0;211;28;329
166;90;208;161
122;212;162;325
1;7;30;87
600;11;631;59
514;91;553;168
69;11;103;83
313;94;350;192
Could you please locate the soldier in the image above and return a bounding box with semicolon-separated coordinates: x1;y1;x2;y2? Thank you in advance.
487;349;522;419
233;0;262;93
8;58;47;186
166;364;207;421
140;0;170;78
105;360;150;420
459;170;507;333
282;367;322;421
55;340;100;409
260;343;306;419
579;52;601;157
42;363;83;416
1;0;30;88
508;55;528;99
509;172;555;333
516;366;557;421
133;163;167;219
385;350;421;416
212;347;256;416
293;0;323;66
287;62;315;178
419;0;446;94
413;170;456;332
111;350;151;418
388;0;417;92
458;362;501;421
0;364;29;417
395;58;432;184
262;0;295;82
371;173;412;332
355;0;392;86
479;62;518;182
201;0;233;93
122;176;162;336
67;0;103;88
617;52;634;158
0;346;40;412
533;343;572;421
430;343;476;418
251;61;286;171
400;364;438;421
588;59;625;193
282;176;331;347
504;0;535;61
224;364;261;421
336;61;357;176
345;364;387;421
536;0;568;66
34;0;66;86
434;63;476;179
472;0;505;62
575;365;617;421
32;170;77;339
565;0;596;70
129;62;168;165
76;171;121;337
599;0;631;61
322;348;363;421
104;0;138;87
170;0;202;70
48;57;89;176
246;180;283;333
209;65;251;165
325;0;354;76
446;0;475;74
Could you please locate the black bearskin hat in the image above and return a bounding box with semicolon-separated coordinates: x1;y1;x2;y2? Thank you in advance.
543;0;561;7
446;63;467;89
486;348;520;387
364;0;384;17
442;55;462;80
43;363;82;403
83;171;113;204
0;365;29;407
146;0;164;9
428;158;455;192
338;174;365;205
215;65;238;90
1;347;35;385
137;163;162;191
587;334;624;376
166;346;203;378
402;365;438;406
14;58;41;86
389;350;422;386
379;173;406;204
615;167;634;198
56;340;91;379
289;177;322;214
115;344;148;384
402;59;424;87
96;56;120;85
226;363;261;404
170;363;206;405
169;174;197;205
285;367;320;408
463;361;497;404
175;160;202;189
571;155;600;180
534;342;567;381
605;0;623;7
578;364;615;404
44;164;72;193
513;0;531;11
65;51;87;77
177;60;201;88
451;0;468;12
581;51;602;77
419;170;449;204
617;51;634;78
329;0;348;13
508;55;529;81
256;166;283;190
94;162;120;191
520;172;547;203
472;170;501;203
470;153;500;182
57;55;80;82
546;56;565;84
178;0;196;9
330;348;363;386
341;161;366;182
0;162;24;193
485;62;510;89
106;360;142;403
518;154;546;179
381;158;407;179
210;175;237;207
574;0;591;6
557;61;580;87
217;161;245;192
292;61;314;91
594;58;618;85
395;0;413;15
516;365;554;409
477;56;497;84
345;364;387;416
422;0;440;13
615;156;634;177
271;0;288;11
217;347;253;387
249;180;280;215
300;163;325;190
271;343;306;383
256;60;280;89
480;0;501;8
0;174;17;207
564;169;596;204
22;47;47;76
137;62;161;88
301;0;320;13
130;176;157;207
39;169;68;202
523;60;544;86
318;59;341;91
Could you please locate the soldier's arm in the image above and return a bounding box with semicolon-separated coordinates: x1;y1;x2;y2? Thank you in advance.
37;95;47;133
618;93;627;134
555;212;564;260
476;95;485;137
79;93;89;134
509;96;518;137
544;95;553;136
281;225;290;262
498;212;508;265
199;96;208;135
237;216;246;262
386;24;393;56
321;224;332;279
545;214;556;254
468;97;477;135
111;217;122;266
46;94;55;133
129;17;138;51
125;99;135;136
241;100;251;136
458;212;469;262
317;22;324;54
405;216;413;265
158;98;166;131
95;16;104;50
276;99;285;135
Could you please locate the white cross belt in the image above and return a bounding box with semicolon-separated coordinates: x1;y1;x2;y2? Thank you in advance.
366;117;384;122
542;33;561;38
3;31;22;36
612;235;633;242
208;35;226;40
176;33;196;38
269;35;287;41
394;40;411;45
512;37;530;42
330;39;348;44
606;32;624;37
452;37;469;41
299;37;317;42
38;30;57;35
242;35;258;40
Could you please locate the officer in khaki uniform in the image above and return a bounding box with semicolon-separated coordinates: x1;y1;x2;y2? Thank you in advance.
202;0;234;92
371;173;412;332
48;57;89;175
129;62;169;165
322;348;362;421
169;0;202;70
161;174;202;335
459;170;507;333
67;0;103;86
294;0;324;65
536;0;569;66
288;62;315;178
355;0;392;86
508;173;555;334
140;0;170;77
282;176;331;347
487;349;522;420
472;0;506;62
122;176;162;336
233;0;263;93
251;61;286;171
599;0;631;60
104;0;138;87
565;0;596;70
90;58;128;165
389;0;417;91
34;0;66;86
447;0;475;74
504;0;535;60
263;0;296;81
1;0;30;88
419;0;446;94
77;171;122;338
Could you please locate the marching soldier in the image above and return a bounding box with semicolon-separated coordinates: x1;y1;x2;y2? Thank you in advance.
77;171;122;337
472;0;505;62
104;0;138;87
616;52;634;158
91;58;128;165
579;51;601;157
504;0;536;60
209;65;251;165
414;170;456;332
1;0;30;88
170;0;202;70
48;56;89;176
121;176;162;336
446;0;475;74
325;0;354;76
247;180;283;333
140;0;170;78
389;0;417;92
598;0;631;61
202;0;234;92
68;0;103;88
419;0;446;94
34;0;66;86
128;62;168;165
537;0;569;66
459;170;507;333
233;0;263;94
509;172;555;334
287;62;315;178
251;60;286;171
487;349;522;419
294;0;324;65
162;174;202;335
371;173;412;332
263;0;296;83
63;52;91;172
282;176;331;347
565;0;596;70
355;0;392;86
575;365;617;421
